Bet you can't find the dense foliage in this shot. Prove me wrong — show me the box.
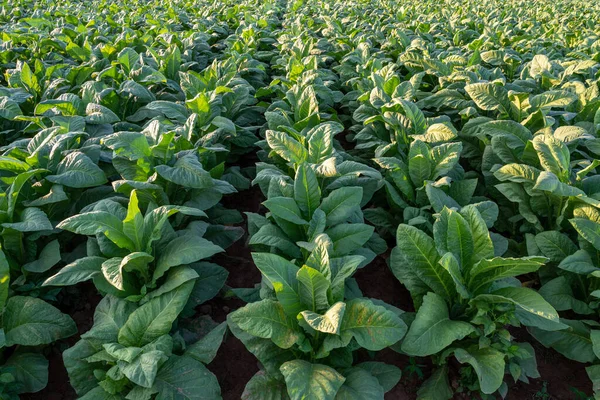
[0,0,599,398]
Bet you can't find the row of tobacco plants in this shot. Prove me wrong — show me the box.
[1,0,600,399]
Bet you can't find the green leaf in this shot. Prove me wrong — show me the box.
[264,197,308,225]
[534,231,577,262]
[43,256,105,286]
[529,319,595,363]
[229,299,301,349]
[154,155,214,189]
[459,205,494,264]
[85,103,120,124]
[401,292,474,356]
[249,223,302,259]
[465,82,511,115]
[300,302,345,335]
[318,187,363,227]
[326,223,374,256]
[153,236,223,283]
[570,218,600,251]
[408,140,432,186]
[2,207,52,232]
[307,122,341,163]
[454,347,505,395]
[242,371,289,400]
[58,211,135,251]
[532,135,570,179]
[334,367,384,399]
[476,287,565,331]
[252,253,303,316]
[4,296,76,346]
[185,322,227,365]
[395,224,455,299]
[294,163,321,219]
[4,352,48,394]
[119,350,166,388]
[266,130,307,164]
[23,239,61,273]
[280,360,345,400]
[0,250,9,310]
[118,281,194,347]
[339,298,407,351]
[154,355,221,400]
[356,362,401,393]
[297,266,330,312]
[416,367,452,400]
[468,257,547,294]
[433,208,474,269]
[0,96,22,120]
[46,151,107,188]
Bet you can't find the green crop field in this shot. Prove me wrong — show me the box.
[1,0,600,398]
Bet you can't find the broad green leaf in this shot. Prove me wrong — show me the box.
[264,197,308,225]
[154,355,221,400]
[229,299,301,349]
[266,130,307,164]
[395,224,455,299]
[280,360,345,400]
[416,367,452,400]
[529,319,595,363]
[118,281,194,347]
[47,152,107,188]
[294,163,321,219]
[402,292,474,356]
[532,135,570,179]
[318,187,363,227]
[297,266,330,312]
[43,256,105,286]
[454,347,505,395]
[4,296,76,346]
[433,208,474,269]
[58,211,135,251]
[300,302,345,335]
[4,352,48,394]
[475,287,565,331]
[307,122,341,163]
[23,239,61,273]
[154,156,214,189]
[334,367,384,399]
[326,223,374,256]
[242,371,289,400]
[468,257,547,294]
[356,362,401,393]
[252,253,303,316]
[2,207,52,232]
[185,322,227,365]
[153,236,223,282]
[339,298,407,351]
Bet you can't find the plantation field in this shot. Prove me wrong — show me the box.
[1,0,600,398]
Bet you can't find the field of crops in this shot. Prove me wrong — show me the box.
[1,0,600,398]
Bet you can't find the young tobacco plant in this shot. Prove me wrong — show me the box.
[490,125,599,233]
[63,288,226,399]
[249,161,384,267]
[0,250,76,398]
[369,138,470,233]
[44,190,228,308]
[228,241,407,399]
[390,206,565,398]
[527,204,600,398]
